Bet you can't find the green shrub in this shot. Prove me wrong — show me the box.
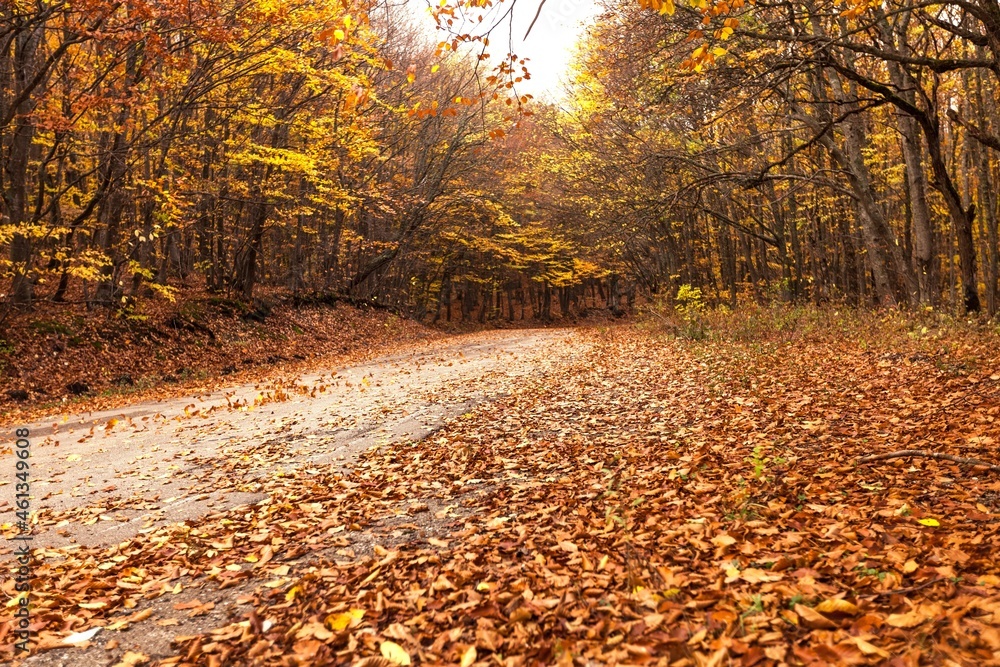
[675,284,707,339]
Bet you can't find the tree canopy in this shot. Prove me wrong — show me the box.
[3,0,1000,318]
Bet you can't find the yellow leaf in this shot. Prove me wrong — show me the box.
[918,518,940,527]
[711,47,727,56]
[814,599,860,616]
[326,608,364,631]
[285,585,302,602]
[326,613,351,631]
[461,645,477,667]
[78,601,108,610]
[334,29,345,40]
[431,64,440,73]
[661,0,676,14]
[380,640,411,665]
[6,594,27,608]
[407,73,415,84]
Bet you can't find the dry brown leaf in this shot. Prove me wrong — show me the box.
[711,533,737,548]
[739,567,781,584]
[885,610,931,628]
[643,613,665,631]
[703,646,729,667]
[847,636,891,658]
[112,651,149,667]
[353,659,395,667]
[794,604,837,629]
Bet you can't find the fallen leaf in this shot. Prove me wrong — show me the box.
[353,658,395,667]
[740,567,781,584]
[643,613,664,631]
[78,601,107,610]
[711,533,737,548]
[326,608,365,631]
[848,637,890,658]
[795,604,837,629]
[112,651,149,667]
[63,627,102,645]
[380,640,411,665]
[886,610,931,628]
[815,598,860,616]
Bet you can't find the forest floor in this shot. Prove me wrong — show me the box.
[4,307,1000,666]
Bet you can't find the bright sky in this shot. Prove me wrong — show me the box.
[409,0,600,100]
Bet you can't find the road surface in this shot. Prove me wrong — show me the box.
[2,328,583,552]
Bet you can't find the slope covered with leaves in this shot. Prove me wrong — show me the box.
[6,310,1000,666]
[0,295,438,424]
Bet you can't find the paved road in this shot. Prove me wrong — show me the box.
[1,328,582,552]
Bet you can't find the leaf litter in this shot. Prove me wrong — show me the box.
[5,318,1000,666]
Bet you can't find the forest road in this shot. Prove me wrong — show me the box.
[2,327,586,553]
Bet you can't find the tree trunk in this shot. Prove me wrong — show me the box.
[4,25,44,306]
[232,194,268,299]
[922,114,981,312]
